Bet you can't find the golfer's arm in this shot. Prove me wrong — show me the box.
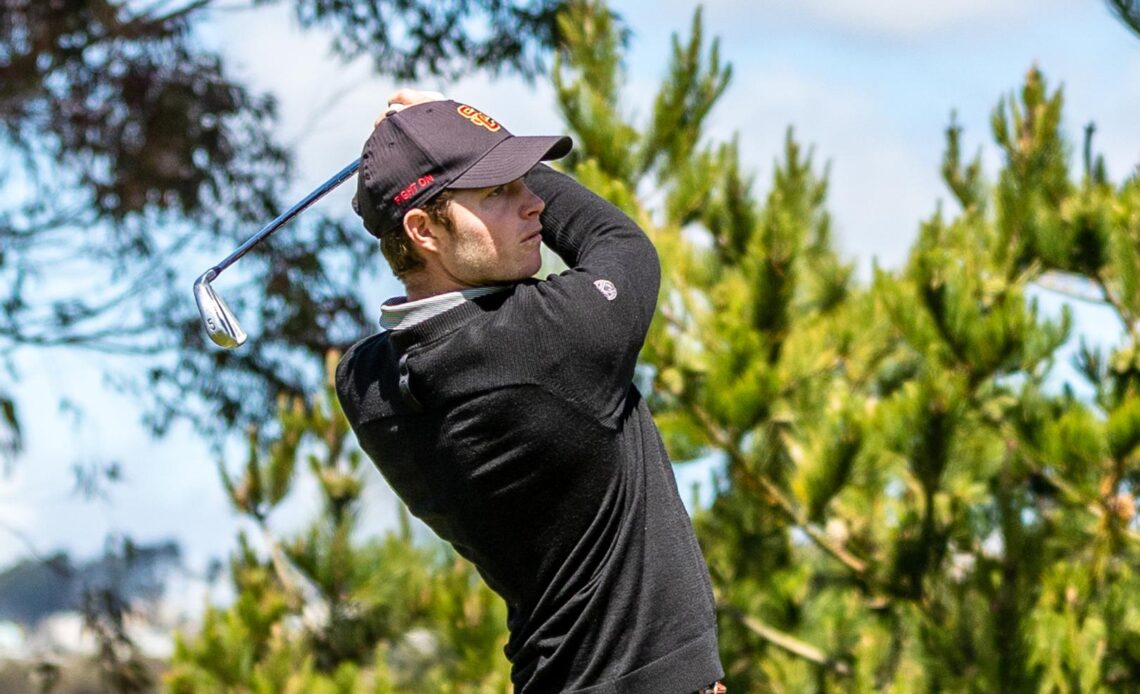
[526,165,661,327]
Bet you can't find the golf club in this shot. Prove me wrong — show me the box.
[194,158,361,348]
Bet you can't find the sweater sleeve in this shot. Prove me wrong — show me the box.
[512,165,661,421]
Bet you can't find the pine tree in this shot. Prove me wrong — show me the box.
[173,3,1140,690]
[166,352,511,692]
[552,3,1140,691]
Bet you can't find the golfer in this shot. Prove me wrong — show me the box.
[336,89,725,693]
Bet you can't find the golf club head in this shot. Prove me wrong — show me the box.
[194,270,247,349]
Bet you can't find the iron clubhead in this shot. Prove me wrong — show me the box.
[194,270,247,349]
[192,159,361,350]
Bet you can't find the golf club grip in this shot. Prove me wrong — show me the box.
[211,158,361,276]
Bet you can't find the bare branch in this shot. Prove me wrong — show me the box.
[0,519,68,574]
[130,0,215,25]
[1032,271,1110,306]
[686,400,870,577]
[1095,269,1139,341]
[719,599,852,677]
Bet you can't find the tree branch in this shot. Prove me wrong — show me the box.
[995,421,1140,547]
[255,518,331,633]
[719,600,852,677]
[1106,0,1140,40]
[131,0,216,26]
[0,519,69,575]
[0,326,164,355]
[1031,271,1110,306]
[1095,269,1139,341]
[686,400,870,577]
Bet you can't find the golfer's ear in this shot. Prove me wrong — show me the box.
[403,208,441,255]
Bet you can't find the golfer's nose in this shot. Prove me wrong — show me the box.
[520,182,544,219]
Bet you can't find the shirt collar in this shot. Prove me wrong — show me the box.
[379,285,508,330]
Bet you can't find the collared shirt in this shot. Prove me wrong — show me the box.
[379,286,509,331]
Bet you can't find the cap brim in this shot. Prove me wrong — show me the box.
[448,135,572,189]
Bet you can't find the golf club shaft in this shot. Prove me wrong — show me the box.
[207,158,361,279]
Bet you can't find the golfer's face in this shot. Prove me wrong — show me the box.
[437,177,545,286]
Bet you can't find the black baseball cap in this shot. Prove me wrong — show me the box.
[353,100,572,238]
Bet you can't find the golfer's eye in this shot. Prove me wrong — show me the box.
[487,185,505,198]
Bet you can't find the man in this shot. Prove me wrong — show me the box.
[336,90,725,693]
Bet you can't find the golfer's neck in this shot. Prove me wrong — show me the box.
[402,271,475,302]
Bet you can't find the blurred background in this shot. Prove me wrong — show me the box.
[2,0,1139,691]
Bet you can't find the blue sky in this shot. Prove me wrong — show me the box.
[2,0,1138,609]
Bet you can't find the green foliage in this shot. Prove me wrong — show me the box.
[169,355,510,692]
[552,0,640,185]
[173,5,1140,691]
[551,5,1140,692]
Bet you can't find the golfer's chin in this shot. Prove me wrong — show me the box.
[522,252,544,279]
[501,253,543,282]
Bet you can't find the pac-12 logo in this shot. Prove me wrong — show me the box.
[593,279,618,301]
[457,104,501,132]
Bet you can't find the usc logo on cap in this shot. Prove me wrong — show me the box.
[457,104,501,132]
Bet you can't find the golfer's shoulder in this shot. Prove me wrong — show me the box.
[509,268,653,336]
[340,330,389,364]
[335,332,392,399]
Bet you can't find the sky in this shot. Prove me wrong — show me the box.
[2,0,1138,616]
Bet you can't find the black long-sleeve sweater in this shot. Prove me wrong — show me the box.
[335,165,723,693]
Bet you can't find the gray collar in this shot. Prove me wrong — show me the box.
[379,286,509,330]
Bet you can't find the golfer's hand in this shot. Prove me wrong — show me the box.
[374,89,446,125]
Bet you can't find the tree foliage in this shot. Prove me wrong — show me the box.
[286,0,584,80]
[147,2,1140,691]
[1107,0,1140,39]
[550,3,1140,691]
[168,353,511,692]
[0,0,589,443]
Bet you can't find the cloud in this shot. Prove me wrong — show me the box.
[778,0,1069,38]
[635,0,1072,41]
